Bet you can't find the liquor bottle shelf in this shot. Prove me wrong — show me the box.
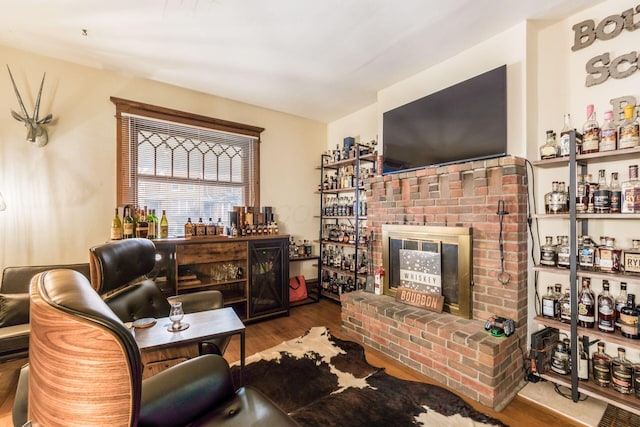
[316,153,376,169]
[289,255,319,262]
[533,264,640,284]
[177,277,247,291]
[321,265,366,276]
[317,215,368,220]
[315,186,365,194]
[536,371,640,416]
[534,213,640,219]
[318,239,367,249]
[532,146,640,168]
[533,316,640,349]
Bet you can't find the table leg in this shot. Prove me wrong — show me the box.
[240,330,245,386]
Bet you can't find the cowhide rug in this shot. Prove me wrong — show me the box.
[231,327,507,427]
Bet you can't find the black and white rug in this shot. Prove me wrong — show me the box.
[231,326,507,427]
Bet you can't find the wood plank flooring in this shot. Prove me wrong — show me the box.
[0,299,585,427]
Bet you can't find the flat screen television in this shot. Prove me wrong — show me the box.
[382,65,507,174]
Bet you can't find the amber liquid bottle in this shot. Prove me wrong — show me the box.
[577,277,595,328]
[597,280,615,333]
[620,294,640,339]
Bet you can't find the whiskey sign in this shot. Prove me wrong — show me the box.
[396,287,445,312]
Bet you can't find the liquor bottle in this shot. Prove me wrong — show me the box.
[575,174,589,213]
[551,340,571,375]
[136,209,149,238]
[614,282,627,330]
[593,169,610,213]
[132,207,140,237]
[196,218,206,237]
[579,236,596,271]
[600,110,617,152]
[159,210,169,239]
[203,217,213,235]
[611,348,633,394]
[184,218,194,238]
[230,222,238,238]
[123,206,134,239]
[623,241,640,276]
[539,130,559,159]
[557,236,571,269]
[216,218,225,236]
[559,114,583,156]
[609,172,622,213]
[585,174,595,213]
[558,181,568,213]
[620,293,640,339]
[578,342,590,381]
[621,165,639,213]
[559,288,571,324]
[598,237,621,273]
[546,181,565,214]
[577,277,595,328]
[597,280,615,333]
[582,104,600,154]
[540,236,557,267]
[273,221,279,234]
[542,286,559,319]
[618,105,639,149]
[146,209,157,239]
[110,207,123,240]
[592,342,612,387]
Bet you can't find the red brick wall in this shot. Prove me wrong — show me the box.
[340,156,529,410]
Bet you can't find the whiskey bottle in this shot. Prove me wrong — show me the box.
[558,181,569,213]
[551,340,571,375]
[578,235,596,271]
[577,277,595,328]
[557,236,571,269]
[621,165,639,213]
[110,207,123,240]
[540,236,557,267]
[159,210,169,239]
[184,218,194,238]
[582,104,600,154]
[206,218,216,236]
[598,237,621,273]
[592,342,612,387]
[575,174,589,213]
[597,280,615,333]
[539,130,559,159]
[618,105,639,149]
[620,294,640,339]
[578,342,590,382]
[195,218,205,236]
[586,174,596,213]
[623,240,640,276]
[216,218,225,236]
[136,209,149,238]
[547,181,565,214]
[609,172,621,213]
[611,348,633,394]
[593,169,610,213]
[614,282,628,330]
[599,110,618,151]
[542,286,558,319]
[559,288,572,324]
[559,114,582,156]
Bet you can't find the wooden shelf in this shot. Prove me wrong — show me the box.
[532,147,640,168]
[321,265,362,276]
[318,240,367,249]
[318,153,376,169]
[315,186,365,194]
[534,316,640,349]
[177,277,247,291]
[533,264,640,284]
[317,215,367,220]
[537,371,640,416]
[289,255,318,262]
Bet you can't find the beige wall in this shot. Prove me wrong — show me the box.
[0,44,325,272]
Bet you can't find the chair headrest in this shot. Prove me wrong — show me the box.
[90,238,157,295]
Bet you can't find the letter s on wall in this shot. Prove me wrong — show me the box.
[585,52,611,87]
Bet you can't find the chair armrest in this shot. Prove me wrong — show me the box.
[139,354,235,427]
[168,290,224,314]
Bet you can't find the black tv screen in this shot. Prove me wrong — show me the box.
[382,65,507,174]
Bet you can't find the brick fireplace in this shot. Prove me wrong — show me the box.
[341,156,528,410]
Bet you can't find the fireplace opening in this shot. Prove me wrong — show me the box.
[381,224,473,318]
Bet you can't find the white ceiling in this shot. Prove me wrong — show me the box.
[0,0,603,122]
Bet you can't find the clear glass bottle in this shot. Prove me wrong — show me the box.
[599,110,618,151]
[609,172,622,213]
[559,114,583,156]
[578,277,595,328]
[540,236,557,267]
[597,280,615,333]
[551,340,571,375]
[582,104,600,154]
[592,342,612,387]
[618,105,639,149]
[545,181,557,213]
[623,241,640,276]
[578,342,590,381]
[548,181,566,214]
[579,236,596,271]
[593,169,610,213]
[558,181,568,213]
[206,217,216,236]
[540,130,559,159]
[621,165,639,214]
[576,174,589,213]
[557,236,571,269]
[611,348,633,394]
[159,210,169,239]
[598,237,621,273]
[620,293,640,339]
[586,174,596,213]
[542,286,558,319]
[614,282,627,331]
[560,288,572,324]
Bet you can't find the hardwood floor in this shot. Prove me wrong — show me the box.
[0,299,584,427]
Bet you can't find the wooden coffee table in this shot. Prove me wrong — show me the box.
[133,307,245,384]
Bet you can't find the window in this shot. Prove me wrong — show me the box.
[111,98,263,237]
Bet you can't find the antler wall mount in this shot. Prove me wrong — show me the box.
[7,65,53,147]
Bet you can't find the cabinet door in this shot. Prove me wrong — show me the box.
[249,240,289,319]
